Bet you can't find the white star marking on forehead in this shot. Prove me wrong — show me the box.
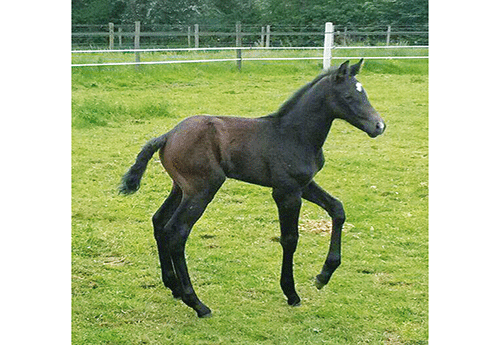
[356,82,363,92]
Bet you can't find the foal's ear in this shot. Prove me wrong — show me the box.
[350,58,364,76]
[334,60,350,83]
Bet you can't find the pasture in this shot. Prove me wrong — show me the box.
[72,59,428,344]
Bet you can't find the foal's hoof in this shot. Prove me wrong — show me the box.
[196,306,212,318]
[314,276,326,290]
[199,311,212,318]
[287,296,301,307]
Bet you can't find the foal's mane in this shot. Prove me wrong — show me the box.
[265,67,335,119]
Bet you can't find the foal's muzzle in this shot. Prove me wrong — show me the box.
[367,119,386,138]
[376,120,386,135]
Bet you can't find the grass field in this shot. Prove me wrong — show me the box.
[72,59,428,344]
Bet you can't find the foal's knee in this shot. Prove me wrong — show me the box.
[280,234,299,252]
[328,199,345,225]
[333,213,345,228]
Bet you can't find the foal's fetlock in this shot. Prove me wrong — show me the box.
[163,280,182,299]
[315,258,340,289]
[180,292,211,318]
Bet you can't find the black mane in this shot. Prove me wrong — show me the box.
[264,68,336,119]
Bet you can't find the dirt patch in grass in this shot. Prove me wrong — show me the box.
[299,219,356,236]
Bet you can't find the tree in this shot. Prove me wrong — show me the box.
[72,0,126,24]
[211,0,263,24]
[72,0,428,28]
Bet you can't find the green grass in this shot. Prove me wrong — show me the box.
[72,59,428,344]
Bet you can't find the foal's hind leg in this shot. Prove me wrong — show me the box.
[302,181,345,289]
[153,183,183,299]
[166,179,225,318]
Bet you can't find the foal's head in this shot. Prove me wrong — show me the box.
[325,59,385,138]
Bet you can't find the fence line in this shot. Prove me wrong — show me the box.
[72,46,323,54]
[72,23,428,69]
[72,45,427,54]
[72,22,428,50]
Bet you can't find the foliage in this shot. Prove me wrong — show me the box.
[72,0,428,28]
[72,0,127,25]
[72,59,428,344]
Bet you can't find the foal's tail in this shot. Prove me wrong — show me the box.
[119,133,169,195]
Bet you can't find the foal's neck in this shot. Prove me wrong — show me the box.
[279,80,334,151]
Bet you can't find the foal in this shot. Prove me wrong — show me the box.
[120,60,385,317]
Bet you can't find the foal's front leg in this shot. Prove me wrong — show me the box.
[302,181,345,289]
[272,188,302,306]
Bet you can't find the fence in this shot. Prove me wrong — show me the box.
[72,22,428,50]
[72,22,428,69]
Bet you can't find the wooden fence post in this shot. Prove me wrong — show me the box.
[188,26,191,47]
[194,24,199,48]
[323,22,334,70]
[109,23,114,49]
[266,25,271,47]
[118,27,122,48]
[261,27,265,47]
[386,25,391,46]
[236,22,242,70]
[134,21,141,69]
